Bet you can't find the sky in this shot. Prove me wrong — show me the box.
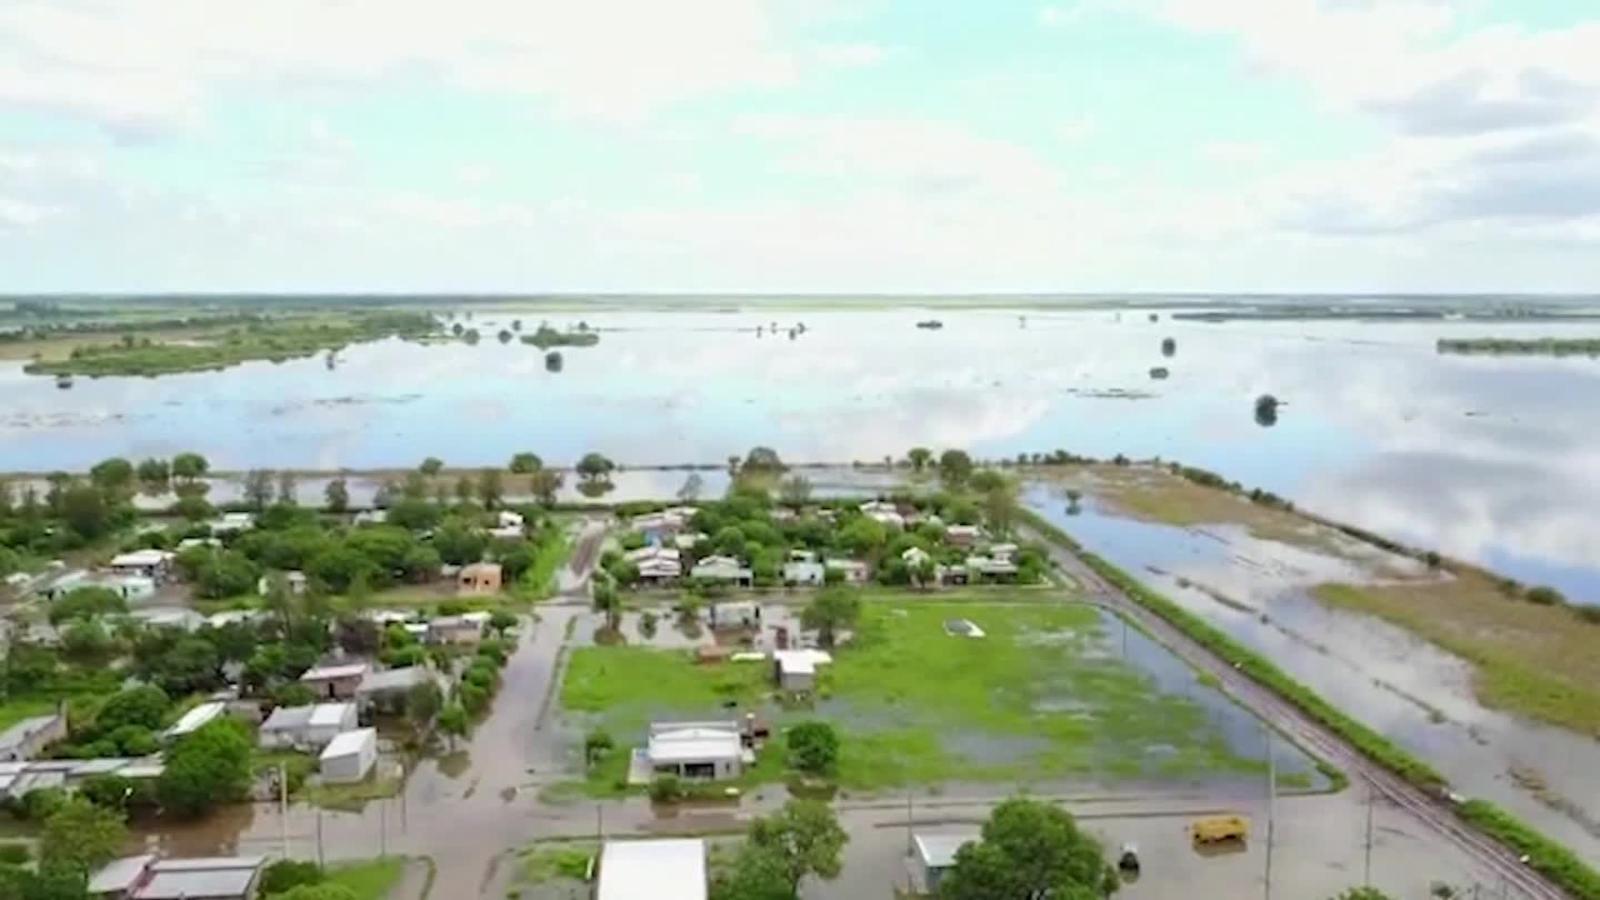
[2,0,1599,294]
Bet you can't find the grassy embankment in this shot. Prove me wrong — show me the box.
[22,311,435,377]
[560,596,1266,797]
[1437,337,1600,357]
[319,857,407,900]
[1017,505,1600,900]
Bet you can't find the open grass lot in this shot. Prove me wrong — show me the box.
[1314,580,1600,738]
[561,596,1262,794]
[323,856,406,900]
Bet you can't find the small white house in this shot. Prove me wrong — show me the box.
[319,728,378,784]
[773,649,832,692]
[129,606,204,631]
[824,559,870,584]
[782,561,825,586]
[353,509,388,526]
[208,512,256,534]
[259,703,359,751]
[162,701,227,744]
[689,555,752,587]
[108,549,174,581]
[256,571,307,596]
[598,839,706,900]
[645,721,743,781]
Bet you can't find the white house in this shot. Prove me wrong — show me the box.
[945,524,982,547]
[690,555,752,587]
[598,839,706,900]
[259,702,359,751]
[497,510,525,530]
[84,574,156,602]
[353,509,388,526]
[966,555,1019,581]
[706,600,760,629]
[108,550,174,581]
[162,701,227,744]
[129,606,203,631]
[319,728,378,784]
[910,832,981,895]
[627,546,682,584]
[89,854,266,900]
[859,500,905,529]
[781,561,825,586]
[256,570,307,596]
[208,512,256,535]
[824,559,870,584]
[645,721,743,781]
[773,649,832,692]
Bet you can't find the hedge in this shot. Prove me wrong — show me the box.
[1019,508,1600,900]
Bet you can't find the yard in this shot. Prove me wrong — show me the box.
[559,595,1267,795]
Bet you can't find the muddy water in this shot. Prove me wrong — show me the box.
[1023,482,1600,861]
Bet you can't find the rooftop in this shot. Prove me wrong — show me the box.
[164,701,225,738]
[914,832,981,868]
[300,662,371,682]
[321,727,376,760]
[598,839,706,900]
[0,714,61,751]
[88,854,157,894]
[647,723,741,765]
[138,856,265,900]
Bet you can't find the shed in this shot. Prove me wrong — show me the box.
[911,832,980,894]
[772,649,832,692]
[162,701,227,743]
[108,549,174,580]
[319,728,378,784]
[598,839,706,900]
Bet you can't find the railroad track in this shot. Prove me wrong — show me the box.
[1032,533,1570,899]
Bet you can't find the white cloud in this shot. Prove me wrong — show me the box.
[1057,117,1098,143]
[0,0,812,130]
[1200,139,1270,164]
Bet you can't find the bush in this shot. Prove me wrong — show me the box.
[1525,585,1566,606]
[786,721,840,777]
[0,843,29,865]
[260,860,324,895]
[18,787,67,822]
[649,774,683,803]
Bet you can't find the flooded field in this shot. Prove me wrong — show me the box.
[1022,478,1600,864]
[8,304,1600,603]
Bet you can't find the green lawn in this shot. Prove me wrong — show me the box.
[0,700,59,733]
[324,857,406,900]
[560,597,1263,794]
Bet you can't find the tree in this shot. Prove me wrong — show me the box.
[196,551,260,599]
[576,452,616,482]
[836,517,887,556]
[983,488,1016,536]
[1161,336,1176,357]
[969,469,1007,493]
[488,610,517,636]
[476,468,503,509]
[592,580,623,632]
[747,800,848,895]
[324,477,350,513]
[406,680,443,733]
[528,468,563,505]
[743,446,785,473]
[785,721,839,776]
[89,457,134,494]
[419,457,444,476]
[433,520,487,566]
[60,484,110,539]
[509,452,543,474]
[779,475,812,508]
[907,447,932,472]
[711,842,793,900]
[1065,489,1083,515]
[583,729,614,768]
[307,545,377,594]
[242,469,274,511]
[93,685,171,734]
[801,590,859,651]
[48,586,126,624]
[171,452,209,482]
[276,470,299,505]
[136,457,171,486]
[938,449,974,489]
[158,719,253,816]
[938,797,1117,900]
[40,796,126,874]
[1254,394,1280,427]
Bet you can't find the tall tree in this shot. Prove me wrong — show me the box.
[528,469,563,505]
[938,449,974,489]
[779,475,812,508]
[242,469,274,511]
[41,796,127,875]
[508,452,543,474]
[938,797,1118,900]
[276,470,299,505]
[171,452,209,482]
[89,457,134,494]
[576,452,616,482]
[324,477,350,513]
[60,484,110,539]
[476,468,503,509]
[746,799,848,895]
[157,719,253,817]
[800,589,860,649]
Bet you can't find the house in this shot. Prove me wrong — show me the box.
[208,512,256,535]
[162,702,227,744]
[945,524,982,547]
[80,574,156,602]
[859,500,905,529]
[0,758,164,801]
[781,561,825,586]
[644,721,743,780]
[298,662,371,700]
[356,667,440,713]
[910,832,980,895]
[428,612,489,646]
[989,542,1018,561]
[457,562,502,596]
[319,728,378,784]
[175,537,221,552]
[0,712,67,762]
[258,702,358,751]
[497,510,525,530]
[36,569,87,601]
[824,559,870,584]
[129,606,204,631]
[632,507,696,544]
[352,509,387,526]
[206,609,267,629]
[89,854,266,900]
[598,839,707,900]
[627,546,682,584]
[690,555,752,587]
[772,649,832,692]
[256,571,307,596]
[108,550,174,582]
[707,600,760,629]
[672,531,707,551]
[789,549,818,563]
[966,555,1019,581]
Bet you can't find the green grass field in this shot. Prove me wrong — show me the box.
[323,857,406,900]
[560,597,1262,794]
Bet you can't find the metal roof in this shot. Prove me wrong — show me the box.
[598,839,705,900]
[299,662,370,682]
[320,728,376,760]
[0,714,61,751]
[646,725,740,765]
[914,832,981,868]
[164,701,226,738]
[89,854,156,894]
[136,856,264,899]
[309,703,355,727]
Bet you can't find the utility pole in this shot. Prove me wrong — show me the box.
[1363,778,1375,886]
[906,792,915,855]
[316,808,325,868]
[278,763,290,859]
[380,796,388,857]
[1264,729,1275,900]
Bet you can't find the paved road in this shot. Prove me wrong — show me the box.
[1023,525,1568,900]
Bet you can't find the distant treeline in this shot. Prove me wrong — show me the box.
[1437,337,1600,357]
[0,311,268,343]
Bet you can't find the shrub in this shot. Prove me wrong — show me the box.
[0,843,29,865]
[786,721,840,777]
[649,774,683,803]
[260,860,324,895]
[1525,585,1566,606]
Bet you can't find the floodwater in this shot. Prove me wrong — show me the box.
[6,305,1600,602]
[1023,483,1600,864]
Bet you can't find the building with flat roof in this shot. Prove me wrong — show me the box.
[644,721,742,781]
[772,649,832,692]
[319,728,378,784]
[258,702,358,751]
[89,853,265,900]
[598,839,706,900]
[298,662,371,700]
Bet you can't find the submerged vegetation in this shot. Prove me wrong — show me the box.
[23,311,436,377]
[1437,337,1600,357]
[521,323,599,349]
